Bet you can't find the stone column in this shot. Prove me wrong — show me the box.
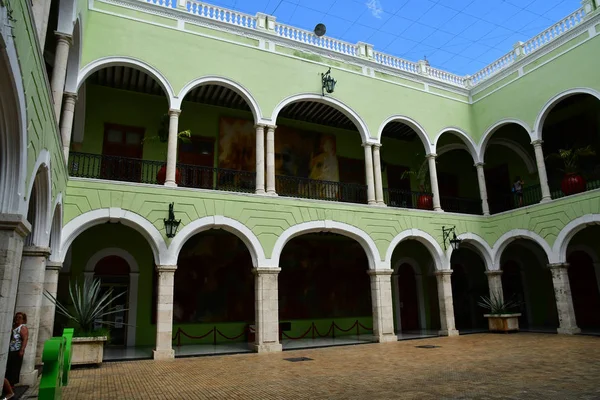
[367,270,397,342]
[372,144,385,205]
[363,144,376,205]
[154,265,176,360]
[31,0,52,50]
[36,261,61,364]
[475,162,490,216]
[435,270,459,336]
[548,263,581,334]
[531,140,552,202]
[391,273,401,333]
[0,216,30,381]
[51,32,72,120]
[164,109,181,187]
[485,270,503,302]
[427,154,443,212]
[255,125,265,194]
[266,125,277,195]
[253,267,282,353]
[60,92,77,162]
[16,246,51,385]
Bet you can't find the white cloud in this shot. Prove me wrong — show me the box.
[366,0,383,19]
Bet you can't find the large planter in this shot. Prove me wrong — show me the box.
[71,336,107,366]
[561,173,586,195]
[484,313,521,333]
[156,165,182,185]
[417,194,433,210]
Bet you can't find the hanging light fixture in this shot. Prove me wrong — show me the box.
[163,202,181,238]
[321,67,337,96]
[442,226,461,251]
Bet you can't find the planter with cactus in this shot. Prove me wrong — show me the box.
[478,292,522,333]
[546,145,596,196]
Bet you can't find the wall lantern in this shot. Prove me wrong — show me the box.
[164,202,181,238]
[321,67,337,96]
[442,226,461,251]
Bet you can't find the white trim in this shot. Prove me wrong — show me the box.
[57,0,77,34]
[487,138,537,174]
[436,143,470,157]
[492,229,555,267]
[57,208,168,264]
[77,56,176,108]
[174,76,263,123]
[446,232,493,271]
[84,247,140,273]
[64,17,82,94]
[377,115,433,154]
[433,127,479,163]
[26,150,52,247]
[269,220,382,269]
[532,88,600,141]
[553,214,600,263]
[48,194,63,258]
[385,229,447,271]
[478,118,532,160]
[166,216,266,267]
[270,94,373,144]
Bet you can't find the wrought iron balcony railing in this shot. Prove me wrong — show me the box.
[440,195,482,215]
[383,188,434,210]
[276,175,367,204]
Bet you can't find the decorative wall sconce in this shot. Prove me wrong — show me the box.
[321,67,337,96]
[163,202,181,238]
[442,225,461,251]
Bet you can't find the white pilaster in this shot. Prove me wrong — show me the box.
[475,162,490,216]
[427,154,443,212]
[60,92,77,163]
[127,272,139,347]
[36,261,61,364]
[435,270,459,336]
[253,267,282,352]
[548,263,581,334]
[153,265,176,360]
[164,109,181,187]
[255,125,265,194]
[0,216,30,381]
[266,125,277,195]
[372,144,385,206]
[367,270,397,342]
[51,32,72,120]
[31,0,52,50]
[391,273,402,333]
[363,144,376,205]
[16,246,51,385]
[485,270,503,302]
[531,140,552,202]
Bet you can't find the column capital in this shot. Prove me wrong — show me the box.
[531,139,544,146]
[474,162,485,167]
[367,269,393,276]
[156,265,177,273]
[253,267,281,275]
[54,31,73,44]
[361,142,373,148]
[265,124,277,131]
[0,214,32,237]
[168,109,181,117]
[254,124,265,129]
[371,143,382,149]
[548,262,569,270]
[434,269,452,276]
[63,91,78,100]
[426,153,437,159]
[22,246,52,257]
[45,261,62,270]
[485,270,503,276]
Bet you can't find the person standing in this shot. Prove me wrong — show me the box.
[513,176,525,207]
[4,312,28,390]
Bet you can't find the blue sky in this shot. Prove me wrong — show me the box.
[203,0,581,75]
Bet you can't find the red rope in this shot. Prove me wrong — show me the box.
[281,325,313,340]
[313,322,334,338]
[216,327,248,341]
[333,320,359,333]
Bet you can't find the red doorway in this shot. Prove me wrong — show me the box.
[94,255,130,346]
[567,251,600,329]
[178,136,215,188]
[397,264,419,331]
[101,124,145,182]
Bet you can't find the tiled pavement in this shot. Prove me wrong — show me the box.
[62,334,600,399]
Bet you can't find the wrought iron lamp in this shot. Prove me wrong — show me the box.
[163,202,181,238]
[442,226,461,251]
[321,67,337,96]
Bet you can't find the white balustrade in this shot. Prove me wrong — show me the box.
[522,8,586,55]
[185,0,257,28]
[426,66,467,86]
[146,0,177,8]
[373,51,419,74]
[470,50,517,85]
[273,23,358,56]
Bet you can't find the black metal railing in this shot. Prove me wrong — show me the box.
[178,163,255,193]
[69,152,164,184]
[490,184,543,214]
[276,175,368,204]
[383,188,433,210]
[440,195,482,215]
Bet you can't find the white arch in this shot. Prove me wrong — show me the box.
[385,229,447,271]
[174,76,262,123]
[487,138,536,174]
[446,232,494,271]
[166,216,266,267]
[270,94,372,144]
[393,257,420,274]
[377,115,433,154]
[48,193,63,258]
[85,247,140,273]
[553,214,600,264]
[492,229,555,267]
[433,127,479,162]
[58,208,168,265]
[437,143,469,157]
[25,150,52,247]
[478,118,531,161]
[57,0,77,34]
[64,17,82,94]
[533,88,600,141]
[77,57,176,107]
[269,221,382,269]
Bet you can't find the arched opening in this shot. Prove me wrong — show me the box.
[449,247,488,331]
[435,131,481,214]
[172,230,254,355]
[279,232,373,348]
[500,239,558,331]
[565,226,600,332]
[541,93,600,198]
[42,0,61,78]
[380,119,433,210]
[390,240,441,338]
[481,123,541,212]
[272,99,367,204]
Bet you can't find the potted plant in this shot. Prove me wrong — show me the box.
[545,145,596,195]
[478,292,522,333]
[143,113,191,185]
[401,155,433,210]
[44,277,128,365]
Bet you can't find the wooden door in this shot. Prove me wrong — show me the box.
[484,164,511,213]
[178,136,215,189]
[397,264,419,331]
[101,124,144,182]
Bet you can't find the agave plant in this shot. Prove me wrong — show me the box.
[477,291,521,315]
[44,277,128,334]
[545,145,596,174]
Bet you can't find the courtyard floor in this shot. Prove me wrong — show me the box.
[62,333,600,399]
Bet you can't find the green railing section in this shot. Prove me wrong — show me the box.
[39,328,74,400]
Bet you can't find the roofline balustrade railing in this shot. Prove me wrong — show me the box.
[139,0,597,90]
